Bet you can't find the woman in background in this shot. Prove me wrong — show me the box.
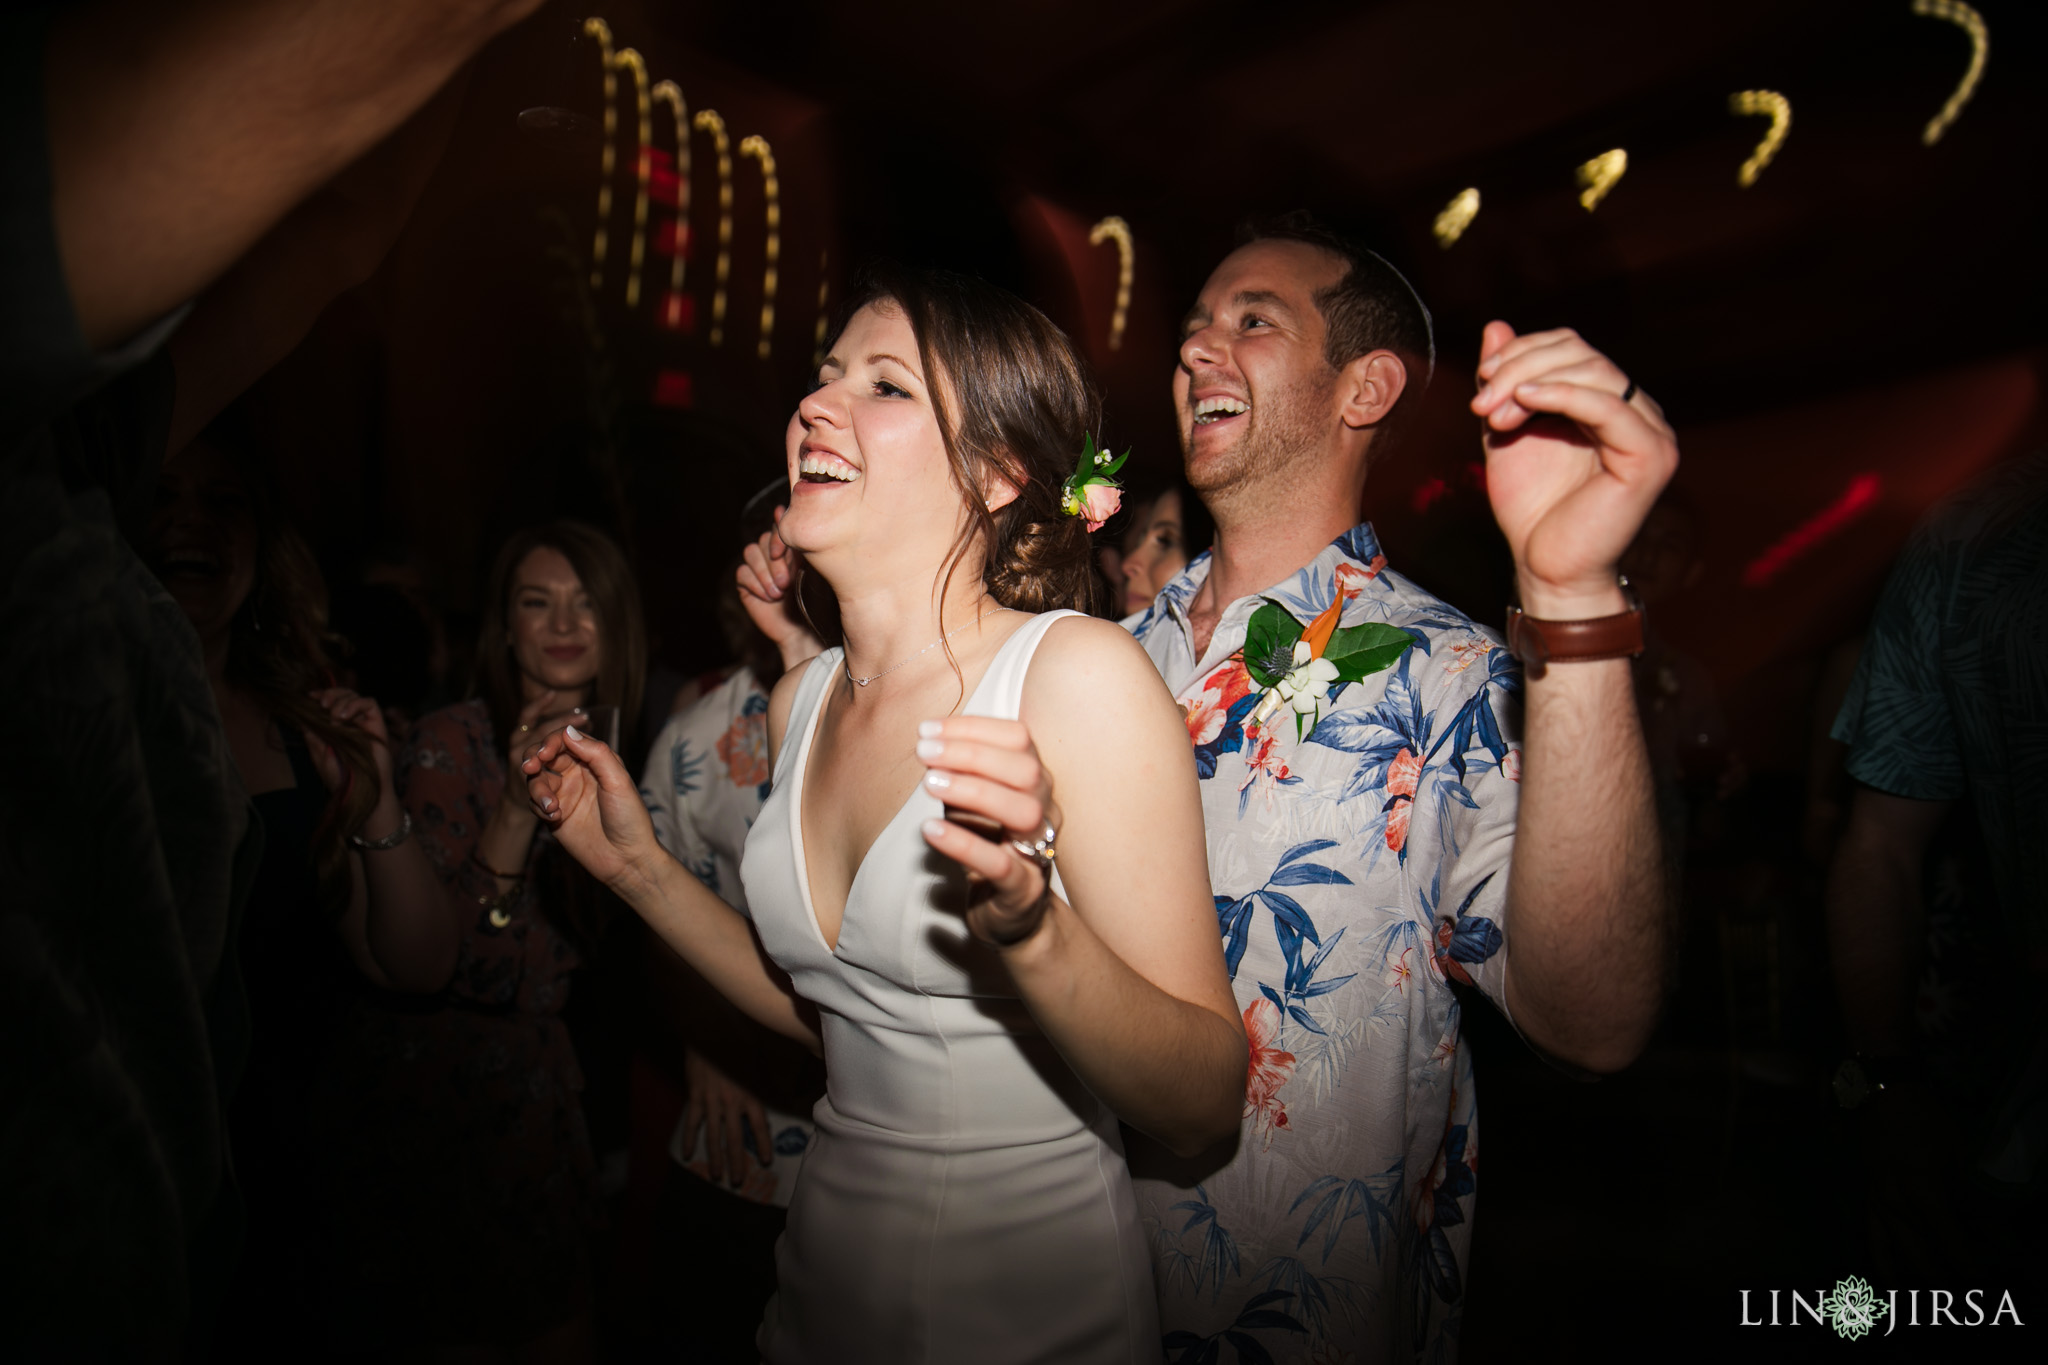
[320,521,644,1363]
[144,431,451,1351]
[1118,476,1212,618]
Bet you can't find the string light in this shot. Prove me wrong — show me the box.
[1087,216,1133,352]
[615,48,651,308]
[581,18,616,291]
[1912,0,1988,146]
[1575,148,1628,212]
[693,109,733,346]
[652,81,690,330]
[1729,90,1792,187]
[739,135,781,361]
[1433,188,1480,248]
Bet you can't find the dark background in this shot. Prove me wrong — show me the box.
[234,1,2047,1357]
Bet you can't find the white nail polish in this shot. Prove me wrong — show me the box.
[921,818,947,841]
[915,738,944,761]
[566,725,583,741]
[923,770,951,791]
[918,720,943,739]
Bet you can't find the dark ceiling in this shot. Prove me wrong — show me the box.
[246,0,2047,751]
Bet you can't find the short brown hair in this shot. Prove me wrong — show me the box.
[834,265,1114,625]
[474,520,646,752]
[1242,212,1436,439]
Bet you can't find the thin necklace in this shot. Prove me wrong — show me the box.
[843,607,1015,688]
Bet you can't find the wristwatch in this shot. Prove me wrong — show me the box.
[1504,577,1645,680]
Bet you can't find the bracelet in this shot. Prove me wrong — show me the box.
[348,809,414,852]
[470,850,528,880]
[1503,576,1645,681]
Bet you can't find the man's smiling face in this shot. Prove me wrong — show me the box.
[1173,239,1349,505]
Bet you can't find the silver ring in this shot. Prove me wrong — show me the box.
[1008,822,1057,873]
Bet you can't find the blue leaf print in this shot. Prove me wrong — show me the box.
[1258,889,1319,943]
[1335,524,1381,564]
[1290,1158,1404,1264]
[670,738,707,799]
[1304,709,1387,753]
[1297,973,1356,998]
[1444,917,1502,967]
[1274,838,1341,870]
[1266,861,1354,888]
[1286,1004,1327,1035]
[1164,1288,1308,1365]
[1193,691,1260,780]
[1167,1187,1241,1300]
[1222,1332,1276,1365]
[1218,897,1256,978]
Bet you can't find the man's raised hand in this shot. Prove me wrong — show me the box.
[1469,321,1678,618]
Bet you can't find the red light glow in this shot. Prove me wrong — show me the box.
[651,370,693,410]
[660,292,695,333]
[1411,477,1448,513]
[1740,473,1883,588]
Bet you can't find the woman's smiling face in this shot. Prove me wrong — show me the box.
[777,301,982,584]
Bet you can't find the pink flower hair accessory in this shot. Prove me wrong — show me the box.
[1058,433,1128,533]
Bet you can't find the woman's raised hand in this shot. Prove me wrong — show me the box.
[504,690,585,800]
[520,724,662,895]
[915,716,1064,948]
[308,686,393,791]
[735,506,825,673]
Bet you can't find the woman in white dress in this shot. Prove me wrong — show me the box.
[523,267,1246,1364]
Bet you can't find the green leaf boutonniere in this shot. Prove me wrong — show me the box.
[1244,597,1413,741]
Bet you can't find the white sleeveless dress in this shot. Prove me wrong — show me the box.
[740,610,1160,1365]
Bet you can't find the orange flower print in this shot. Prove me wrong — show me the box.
[1238,732,1293,808]
[1387,747,1421,798]
[1243,997,1297,1149]
[1446,637,1494,675]
[1385,797,1413,853]
[716,712,770,790]
[1182,658,1253,746]
[1385,943,1416,996]
[1383,745,1420,853]
[1433,919,1476,987]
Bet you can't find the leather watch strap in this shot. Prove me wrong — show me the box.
[1505,581,1644,679]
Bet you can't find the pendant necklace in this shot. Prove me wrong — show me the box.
[844,606,1015,688]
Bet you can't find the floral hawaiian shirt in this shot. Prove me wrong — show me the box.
[1125,524,1523,1365]
[641,667,815,1207]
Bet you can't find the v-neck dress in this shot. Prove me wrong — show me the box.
[741,610,1160,1365]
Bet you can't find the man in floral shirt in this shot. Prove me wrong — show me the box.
[1126,216,1676,1362]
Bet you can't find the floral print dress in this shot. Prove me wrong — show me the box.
[313,699,594,1347]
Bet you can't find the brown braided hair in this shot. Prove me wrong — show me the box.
[833,265,1115,633]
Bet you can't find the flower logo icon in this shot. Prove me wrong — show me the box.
[1821,1275,1887,1341]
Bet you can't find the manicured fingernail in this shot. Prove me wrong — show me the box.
[923,770,951,791]
[566,725,584,740]
[917,720,943,739]
[921,818,947,840]
[539,796,555,811]
[573,706,587,715]
[1475,384,1492,403]
[1515,383,1539,395]
[915,738,944,761]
